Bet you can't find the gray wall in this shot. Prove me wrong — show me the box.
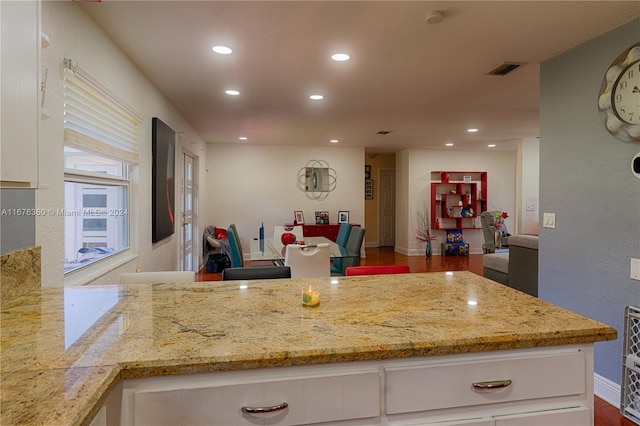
[0,189,36,253]
[540,18,640,384]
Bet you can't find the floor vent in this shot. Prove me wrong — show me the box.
[486,62,524,76]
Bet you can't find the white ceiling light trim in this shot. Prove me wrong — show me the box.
[212,45,233,54]
[331,53,350,61]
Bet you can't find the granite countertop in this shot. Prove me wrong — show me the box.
[0,271,617,426]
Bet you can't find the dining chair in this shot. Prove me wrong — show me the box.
[331,226,365,276]
[222,266,291,281]
[335,223,353,247]
[284,243,330,278]
[344,265,410,276]
[118,271,195,284]
[227,225,244,267]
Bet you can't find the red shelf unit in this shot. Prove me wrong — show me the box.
[430,171,487,230]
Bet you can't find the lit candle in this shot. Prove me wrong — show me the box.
[301,285,320,308]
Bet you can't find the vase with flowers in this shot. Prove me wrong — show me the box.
[416,204,438,257]
[493,211,509,249]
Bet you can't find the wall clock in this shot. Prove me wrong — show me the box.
[597,42,640,142]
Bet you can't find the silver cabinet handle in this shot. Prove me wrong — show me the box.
[472,379,512,389]
[241,402,288,414]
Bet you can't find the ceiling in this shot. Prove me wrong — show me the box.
[78,1,640,153]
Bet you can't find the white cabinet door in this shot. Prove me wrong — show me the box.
[418,418,495,425]
[0,0,39,187]
[131,371,380,426]
[494,406,590,426]
[385,351,585,415]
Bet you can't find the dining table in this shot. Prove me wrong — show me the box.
[248,236,358,264]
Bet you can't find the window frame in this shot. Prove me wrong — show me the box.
[62,60,141,284]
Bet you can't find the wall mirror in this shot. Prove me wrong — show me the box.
[297,160,336,200]
[305,167,329,191]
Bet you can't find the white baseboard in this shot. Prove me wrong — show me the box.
[594,373,621,408]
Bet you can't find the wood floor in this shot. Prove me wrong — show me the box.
[196,247,636,426]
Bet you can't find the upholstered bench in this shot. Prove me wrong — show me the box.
[482,252,509,285]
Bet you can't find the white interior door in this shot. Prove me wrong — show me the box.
[180,152,197,272]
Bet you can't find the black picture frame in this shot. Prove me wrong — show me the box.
[152,117,176,243]
[338,211,350,223]
[365,179,374,200]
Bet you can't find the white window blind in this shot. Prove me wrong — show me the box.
[63,59,141,164]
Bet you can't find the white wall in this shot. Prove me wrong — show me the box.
[517,138,540,235]
[38,2,208,286]
[396,148,518,255]
[204,144,364,258]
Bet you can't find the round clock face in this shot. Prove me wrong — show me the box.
[612,59,640,125]
[598,42,640,142]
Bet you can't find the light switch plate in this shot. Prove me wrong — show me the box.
[631,258,640,281]
[543,212,556,228]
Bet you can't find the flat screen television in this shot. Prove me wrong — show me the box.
[151,117,175,243]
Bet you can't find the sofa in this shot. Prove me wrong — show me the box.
[482,234,538,297]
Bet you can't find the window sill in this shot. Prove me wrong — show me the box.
[64,249,137,286]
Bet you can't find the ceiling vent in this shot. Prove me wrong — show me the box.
[376,131,392,135]
[486,62,524,76]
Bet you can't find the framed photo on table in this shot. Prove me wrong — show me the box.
[294,210,305,225]
[315,211,329,224]
[338,211,350,223]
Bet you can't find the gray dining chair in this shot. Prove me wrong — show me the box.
[222,266,291,281]
[332,227,365,276]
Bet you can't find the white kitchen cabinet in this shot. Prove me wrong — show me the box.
[415,406,590,425]
[493,406,590,425]
[120,345,595,426]
[123,367,381,426]
[0,0,40,188]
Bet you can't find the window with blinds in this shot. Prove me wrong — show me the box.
[63,59,141,274]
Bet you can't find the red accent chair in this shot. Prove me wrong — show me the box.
[344,265,410,276]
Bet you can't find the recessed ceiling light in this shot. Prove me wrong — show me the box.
[488,144,497,148]
[239,136,247,140]
[309,94,324,100]
[467,128,478,133]
[331,53,350,61]
[445,143,454,147]
[212,45,232,54]
[225,90,240,96]
[330,139,339,143]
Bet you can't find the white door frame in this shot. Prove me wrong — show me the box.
[379,168,395,247]
[180,149,199,272]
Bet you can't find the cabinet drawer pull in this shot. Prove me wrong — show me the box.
[241,402,289,414]
[472,379,512,389]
